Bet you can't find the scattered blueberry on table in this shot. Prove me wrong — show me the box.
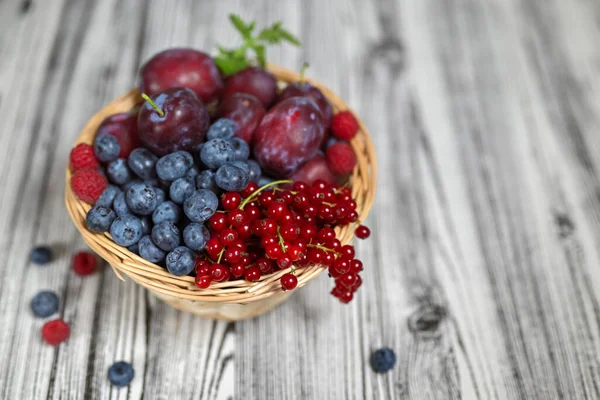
[108,361,135,387]
[370,348,396,373]
[31,291,59,318]
[30,246,53,265]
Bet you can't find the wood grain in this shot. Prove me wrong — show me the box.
[2,0,600,398]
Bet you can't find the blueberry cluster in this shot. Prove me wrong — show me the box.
[86,118,262,276]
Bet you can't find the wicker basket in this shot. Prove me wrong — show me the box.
[65,65,377,320]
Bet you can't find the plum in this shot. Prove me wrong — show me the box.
[217,93,265,144]
[221,67,277,108]
[278,82,333,128]
[253,97,325,178]
[95,113,140,158]
[289,153,335,185]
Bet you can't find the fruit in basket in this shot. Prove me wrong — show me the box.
[138,88,210,156]
[138,235,166,263]
[71,169,108,203]
[155,151,194,181]
[207,118,237,141]
[93,133,121,163]
[289,153,335,185]
[183,189,219,222]
[229,137,250,161]
[222,67,277,108]
[331,110,359,141]
[166,246,196,276]
[127,148,158,180]
[183,223,210,251]
[326,142,357,175]
[217,93,265,143]
[151,221,180,251]
[110,215,144,246]
[106,158,133,185]
[152,201,181,224]
[95,113,140,158]
[253,97,326,178]
[169,177,195,204]
[215,163,250,191]
[125,182,158,215]
[200,138,236,169]
[86,205,116,232]
[96,185,121,207]
[70,143,99,171]
[139,48,223,103]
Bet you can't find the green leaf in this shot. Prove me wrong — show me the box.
[255,45,266,67]
[229,14,254,38]
[214,53,249,75]
[278,28,301,46]
[257,28,282,44]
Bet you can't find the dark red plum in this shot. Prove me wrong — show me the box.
[95,113,140,158]
[221,67,277,108]
[253,97,325,178]
[289,153,335,186]
[139,49,223,103]
[217,93,265,144]
[278,82,333,128]
[138,88,209,156]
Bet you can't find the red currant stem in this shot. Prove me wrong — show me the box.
[322,202,336,207]
[216,248,225,264]
[239,179,292,209]
[276,226,287,252]
[307,243,338,254]
[141,93,165,117]
[299,62,309,86]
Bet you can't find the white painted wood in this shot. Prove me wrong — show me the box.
[2,0,600,398]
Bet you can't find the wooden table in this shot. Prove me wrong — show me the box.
[2,0,600,398]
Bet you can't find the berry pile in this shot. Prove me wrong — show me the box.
[194,179,368,302]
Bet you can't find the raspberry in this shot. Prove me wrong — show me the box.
[71,169,108,203]
[326,142,357,175]
[72,251,98,276]
[331,111,359,141]
[69,143,99,171]
[41,319,70,346]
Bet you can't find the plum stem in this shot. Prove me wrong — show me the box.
[299,62,310,86]
[141,93,165,117]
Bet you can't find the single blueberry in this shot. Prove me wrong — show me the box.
[31,290,59,318]
[106,159,132,186]
[325,136,339,150]
[108,361,135,387]
[247,160,261,183]
[215,163,250,192]
[165,246,196,276]
[96,185,121,207]
[110,215,143,246]
[200,138,235,169]
[230,160,249,173]
[86,205,116,232]
[257,175,275,187]
[126,182,157,216]
[169,177,195,204]
[370,348,396,373]
[153,187,167,204]
[183,222,210,251]
[128,243,139,254]
[155,151,194,181]
[30,246,53,265]
[113,192,131,217]
[94,133,121,162]
[152,201,181,224]
[229,137,250,161]
[138,235,166,263]
[183,189,219,223]
[207,118,237,140]
[195,170,219,192]
[128,148,158,180]
[140,216,152,235]
[151,222,180,251]
[186,165,200,180]
[122,179,142,192]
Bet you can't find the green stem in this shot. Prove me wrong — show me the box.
[239,179,292,209]
[277,226,287,252]
[299,62,309,86]
[307,243,338,254]
[141,93,165,117]
[216,248,225,264]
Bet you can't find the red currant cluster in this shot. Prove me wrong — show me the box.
[194,179,371,303]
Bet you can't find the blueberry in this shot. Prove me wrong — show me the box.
[156,151,194,181]
[370,348,396,373]
[183,189,218,222]
[186,165,200,180]
[126,182,158,216]
[152,201,181,224]
[30,246,53,265]
[128,243,139,254]
[151,221,180,251]
[153,187,167,204]
[122,179,142,192]
[128,148,158,180]
[140,216,152,235]
[86,205,116,232]
[96,185,121,207]
[106,159,132,186]
[257,175,274,187]
[94,133,121,162]
[229,137,250,161]
[169,177,195,204]
[108,361,135,387]
[207,118,237,140]
[247,160,261,183]
[30,290,59,317]
[165,246,195,276]
[325,136,339,150]
[200,139,235,169]
[138,235,166,263]
[110,215,143,246]
[215,163,250,192]
[183,222,210,251]
[113,192,131,217]
[230,160,249,173]
[195,170,219,192]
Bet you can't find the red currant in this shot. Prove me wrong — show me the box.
[304,205,318,218]
[317,228,336,243]
[209,213,228,232]
[300,224,317,240]
[205,238,223,259]
[241,182,259,198]
[323,252,335,266]
[230,264,246,278]
[265,243,284,259]
[327,238,342,252]
[278,191,294,204]
[340,245,355,259]
[339,290,353,303]
[292,181,308,191]
[195,274,212,289]
[332,258,350,274]
[195,259,211,276]
[350,259,363,273]
[268,203,288,220]
[221,192,241,210]
[256,257,273,273]
[280,223,300,241]
[355,225,370,239]
[279,211,295,224]
[258,191,275,206]
[293,192,309,209]
[280,273,298,290]
[228,209,247,227]
[318,204,334,221]
[239,254,251,266]
[339,272,358,288]
[224,247,242,263]
[219,228,238,246]
[286,245,303,261]
[277,254,292,269]
[352,275,362,289]
[261,235,278,248]
[230,240,247,250]
[307,248,325,264]
[244,266,261,282]
[328,264,343,278]
[236,222,252,240]
[244,203,261,221]
[313,179,328,190]
[211,264,229,282]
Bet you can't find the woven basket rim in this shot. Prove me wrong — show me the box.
[65,64,377,304]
